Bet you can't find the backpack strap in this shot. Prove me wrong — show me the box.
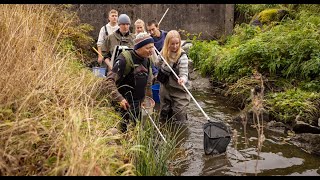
[104,25,108,36]
[121,50,134,77]
[121,50,152,77]
[173,51,187,68]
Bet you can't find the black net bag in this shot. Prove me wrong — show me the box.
[203,120,231,155]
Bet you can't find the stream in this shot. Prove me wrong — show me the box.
[170,89,320,176]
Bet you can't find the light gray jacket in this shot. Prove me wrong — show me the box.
[157,50,189,83]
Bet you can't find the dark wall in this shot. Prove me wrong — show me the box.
[72,4,234,41]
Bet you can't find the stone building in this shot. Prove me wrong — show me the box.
[72,4,234,40]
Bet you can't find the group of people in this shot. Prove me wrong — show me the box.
[96,9,190,132]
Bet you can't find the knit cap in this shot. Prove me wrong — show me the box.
[118,14,131,25]
[134,32,154,50]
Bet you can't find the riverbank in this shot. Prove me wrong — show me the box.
[185,5,320,157]
[187,64,320,157]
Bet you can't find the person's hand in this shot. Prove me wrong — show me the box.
[141,101,146,109]
[119,99,130,110]
[104,57,110,63]
[178,78,185,86]
[98,55,104,64]
[104,58,112,71]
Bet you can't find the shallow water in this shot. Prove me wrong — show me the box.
[170,89,320,176]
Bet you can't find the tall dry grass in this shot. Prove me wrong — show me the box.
[0,4,133,176]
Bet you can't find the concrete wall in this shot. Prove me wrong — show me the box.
[72,4,234,40]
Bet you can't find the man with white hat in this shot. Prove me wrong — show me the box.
[105,32,155,132]
[103,14,135,71]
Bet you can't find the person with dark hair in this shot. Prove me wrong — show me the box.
[105,32,155,132]
[146,20,167,52]
[147,19,168,81]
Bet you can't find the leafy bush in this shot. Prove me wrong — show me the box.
[265,88,320,125]
[188,39,220,74]
[193,10,320,84]
[189,5,320,125]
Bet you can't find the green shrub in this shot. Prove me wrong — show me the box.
[188,6,320,124]
[265,88,320,124]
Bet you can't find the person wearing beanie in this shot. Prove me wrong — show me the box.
[133,32,154,50]
[105,32,155,132]
[134,31,159,79]
[103,13,135,71]
[96,9,119,71]
[155,30,190,122]
[118,14,131,25]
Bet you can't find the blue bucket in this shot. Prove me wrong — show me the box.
[151,84,160,103]
[92,67,106,78]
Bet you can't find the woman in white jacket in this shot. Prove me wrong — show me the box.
[156,30,190,122]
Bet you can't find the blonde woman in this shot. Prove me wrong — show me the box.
[156,30,190,122]
[134,19,146,35]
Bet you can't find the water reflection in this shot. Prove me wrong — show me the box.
[228,149,304,174]
[172,89,320,176]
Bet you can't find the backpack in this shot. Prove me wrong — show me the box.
[156,52,187,84]
[121,50,153,78]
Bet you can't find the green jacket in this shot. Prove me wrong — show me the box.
[104,29,135,59]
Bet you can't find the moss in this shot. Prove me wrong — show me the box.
[259,9,279,23]
[251,8,289,26]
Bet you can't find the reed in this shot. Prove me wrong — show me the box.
[0,4,132,176]
[127,113,185,176]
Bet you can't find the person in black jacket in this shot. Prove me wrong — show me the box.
[105,32,155,132]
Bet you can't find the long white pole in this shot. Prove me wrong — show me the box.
[142,107,167,143]
[158,8,169,26]
[151,7,211,122]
